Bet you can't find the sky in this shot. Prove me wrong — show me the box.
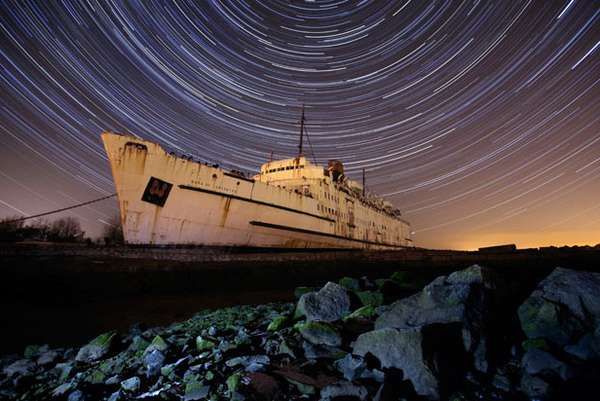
[0,0,599,250]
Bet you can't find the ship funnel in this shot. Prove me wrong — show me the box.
[327,160,344,182]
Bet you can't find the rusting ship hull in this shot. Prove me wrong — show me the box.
[102,132,412,249]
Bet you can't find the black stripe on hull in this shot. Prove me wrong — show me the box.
[249,220,406,249]
[178,184,335,223]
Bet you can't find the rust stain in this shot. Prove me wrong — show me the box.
[123,143,148,175]
[150,207,161,243]
[178,219,187,241]
[220,197,231,227]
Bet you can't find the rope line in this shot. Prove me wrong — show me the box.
[4,194,117,224]
[304,125,318,164]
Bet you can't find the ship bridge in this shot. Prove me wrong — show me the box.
[253,156,327,184]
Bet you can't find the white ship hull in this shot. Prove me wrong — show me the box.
[102,132,412,249]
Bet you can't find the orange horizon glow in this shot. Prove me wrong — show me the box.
[423,229,600,251]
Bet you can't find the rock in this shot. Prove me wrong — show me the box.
[37,350,59,366]
[75,331,116,363]
[334,354,366,381]
[294,286,314,299]
[53,362,74,382]
[339,277,360,291]
[302,341,344,360]
[2,359,35,378]
[375,280,470,330]
[564,333,599,361]
[121,376,140,392]
[277,340,295,358]
[522,348,572,381]
[446,264,495,288]
[68,390,85,401]
[344,305,377,321]
[247,372,279,398]
[23,345,41,359]
[184,380,210,401]
[360,368,385,383]
[227,373,241,394]
[128,336,150,354]
[51,382,72,397]
[355,290,384,307]
[107,391,121,401]
[375,265,497,374]
[161,356,189,377]
[144,349,165,377]
[196,336,216,352]
[144,335,168,354]
[267,316,288,332]
[522,338,550,352]
[296,282,350,322]
[226,355,270,372]
[492,373,511,393]
[390,271,409,284]
[353,327,439,399]
[520,373,552,400]
[84,369,106,384]
[297,321,342,347]
[518,268,600,346]
[320,381,368,400]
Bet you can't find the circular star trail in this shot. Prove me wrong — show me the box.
[1,0,599,249]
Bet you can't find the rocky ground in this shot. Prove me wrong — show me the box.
[1,265,599,401]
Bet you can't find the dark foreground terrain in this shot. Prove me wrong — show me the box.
[0,245,599,400]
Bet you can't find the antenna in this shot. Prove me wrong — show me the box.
[298,105,305,156]
[362,168,366,196]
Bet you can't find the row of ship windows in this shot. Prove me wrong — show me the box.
[323,192,339,203]
[316,204,390,231]
[265,165,304,173]
[318,204,345,217]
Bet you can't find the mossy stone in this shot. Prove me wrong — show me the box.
[522,338,550,351]
[226,373,241,394]
[297,321,342,347]
[344,305,377,321]
[390,271,409,283]
[355,291,384,307]
[339,277,360,291]
[196,336,216,352]
[294,286,314,299]
[23,345,40,359]
[267,315,289,332]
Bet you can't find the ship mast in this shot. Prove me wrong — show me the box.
[362,168,366,196]
[298,105,305,157]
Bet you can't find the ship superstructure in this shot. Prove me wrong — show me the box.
[101,112,412,249]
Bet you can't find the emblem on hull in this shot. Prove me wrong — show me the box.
[142,177,172,207]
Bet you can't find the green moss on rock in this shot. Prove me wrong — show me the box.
[196,336,216,352]
[344,305,377,321]
[356,291,384,307]
[339,277,360,291]
[267,315,289,332]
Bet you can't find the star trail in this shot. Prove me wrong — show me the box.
[0,0,598,249]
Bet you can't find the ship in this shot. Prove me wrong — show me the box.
[101,110,412,249]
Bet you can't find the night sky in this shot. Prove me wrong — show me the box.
[1,1,598,250]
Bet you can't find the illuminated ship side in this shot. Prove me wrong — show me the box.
[101,114,412,249]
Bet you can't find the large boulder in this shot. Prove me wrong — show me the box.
[297,321,342,347]
[353,326,465,400]
[518,267,600,347]
[375,265,497,372]
[296,282,350,322]
[75,331,116,363]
